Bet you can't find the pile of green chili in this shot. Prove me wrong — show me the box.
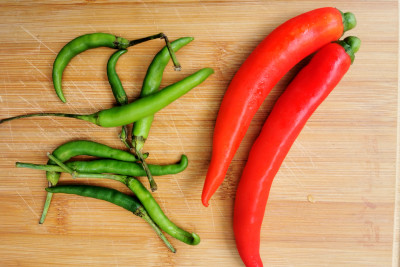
[6,32,213,252]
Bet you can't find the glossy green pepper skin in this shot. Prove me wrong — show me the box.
[65,155,188,177]
[107,49,129,105]
[96,67,214,127]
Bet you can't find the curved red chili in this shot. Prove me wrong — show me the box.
[233,37,360,267]
[202,7,356,206]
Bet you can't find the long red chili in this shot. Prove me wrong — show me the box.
[202,7,356,206]
[233,37,360,267]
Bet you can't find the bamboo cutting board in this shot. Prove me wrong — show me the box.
[0,1,398,266]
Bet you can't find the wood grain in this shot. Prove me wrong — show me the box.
[0,1,398,266]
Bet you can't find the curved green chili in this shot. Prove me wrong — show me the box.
[53,33,129,103]
[133,37,194,152]
[53,32,178,103]
[127,178,200,246]
[17,154,188,177]
[46,184,176,253]
[107,49,131,148]
[40,140,143,224]
[0,68,214,126]
[107,49,129,105]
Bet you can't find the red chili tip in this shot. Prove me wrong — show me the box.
[202,199,209,207]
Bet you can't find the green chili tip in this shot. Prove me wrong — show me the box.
[191,233,201,245]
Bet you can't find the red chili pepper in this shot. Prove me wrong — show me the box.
[233,37,361,267]
[202,7,356,207]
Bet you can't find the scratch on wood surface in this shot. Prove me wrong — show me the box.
[293,140,317,168]
[16,190,39,218]
[71,81,97,112]
[18,96,44,112]
[84,81,107,110]
[282,161,304,189]
[176,101,195,124]
[286,157,306,178]
[33,121,48,138]
[173,178,192,215]
[4,142,13,151]
[173,7,185,24]
[20,25,56,54]
[58,128,77,139]
[214,201,224,217]
[3,76,14,144]
[210,203,216,232]
[139,0,152,15]
[148,136,171,146]
[169,114,185,153]
[25,59,50,81]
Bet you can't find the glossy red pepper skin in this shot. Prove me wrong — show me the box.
[233,42,353,267]
[202,7,349,206]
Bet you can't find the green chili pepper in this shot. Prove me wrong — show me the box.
[44,153,200,246]
[0,68,214,126]
[133,37,194,153]
[46,184,176,253]
[17,154,188,177]
[127,178,200,245]
[106,49,131,148]
[107,49,129,106]
[53,32,180,103]
[39,140,145,224]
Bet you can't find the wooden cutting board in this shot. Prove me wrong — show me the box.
[0,1,398,266]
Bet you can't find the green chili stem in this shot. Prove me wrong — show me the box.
[161,34,181,71]
[119,125,131,150]
[16,162,64,172]
[128,33,165,46]
[47,153,74,175]
[117,126,156,191]
[140,208,176,253]
[39,182,52,224]
[74,172,128,184]
[129,33,181,71]
[0,113,97,125]
[133,148,156,192]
